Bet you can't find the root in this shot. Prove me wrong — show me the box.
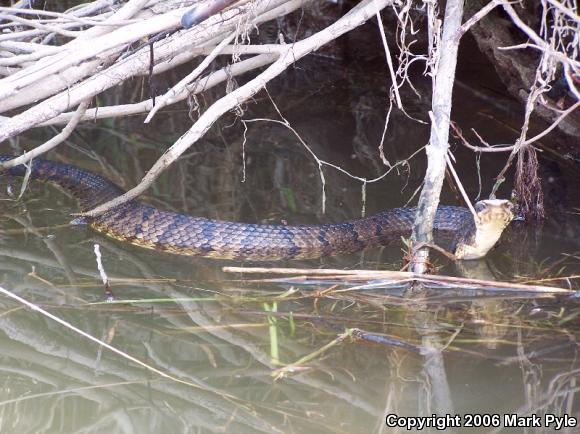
[515,146,545,220]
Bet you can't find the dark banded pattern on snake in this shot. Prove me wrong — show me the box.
[0,156,479,261]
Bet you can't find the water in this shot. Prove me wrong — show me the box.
[0,21,579,434]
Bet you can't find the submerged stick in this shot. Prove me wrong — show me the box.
[273,330,350,379]
[222,266,573,294]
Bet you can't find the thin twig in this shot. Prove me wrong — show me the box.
[444,152,478,220]
[374,0,401,108]
[0,13,81,38]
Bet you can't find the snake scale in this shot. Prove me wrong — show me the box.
[0,156,514,261]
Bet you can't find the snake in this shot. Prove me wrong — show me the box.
[0,156,514,261]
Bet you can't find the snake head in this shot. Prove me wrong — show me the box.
[474,199,514,228]
[456,199,514,260]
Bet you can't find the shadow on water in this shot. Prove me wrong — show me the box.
[1,18,580,434]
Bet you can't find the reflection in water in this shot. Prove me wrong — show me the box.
[1,24,580,434]
[0,216,578,433]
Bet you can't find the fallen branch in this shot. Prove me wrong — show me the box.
[79,0,394,218]
[0,0,300,120]
[13,53,276,128]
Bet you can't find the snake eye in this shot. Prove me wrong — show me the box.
[502,201,514,213]
[474,201,487,213]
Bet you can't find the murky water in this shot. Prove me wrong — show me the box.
[0,18,579,434]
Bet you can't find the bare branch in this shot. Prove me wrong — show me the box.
[455,0,501,40]
[409,0,464,274]
[1,99,90,169]
[0,6,139,26]
[452,123,517,153]
[522,100,580,145]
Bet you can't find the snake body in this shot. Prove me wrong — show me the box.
[1,156,512,261]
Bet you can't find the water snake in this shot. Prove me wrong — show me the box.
[0,156,514,261]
